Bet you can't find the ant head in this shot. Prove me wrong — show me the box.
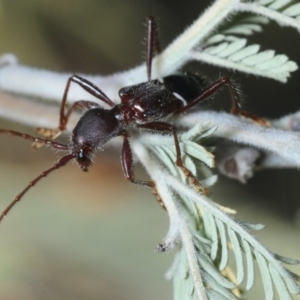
[70,108,123,172]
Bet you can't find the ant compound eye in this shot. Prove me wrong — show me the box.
[77,149,88,162]
[77,149,91,164]
[76,149,92,172]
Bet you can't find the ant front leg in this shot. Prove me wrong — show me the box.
[57,75,115,131]
[35,100,101,143]
[138,122,208,195]
[36,75,116,141]
[121,132,166,209]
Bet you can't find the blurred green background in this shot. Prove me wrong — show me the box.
[0,0,299,299]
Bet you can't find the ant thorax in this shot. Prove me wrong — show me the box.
[119,80,183,124]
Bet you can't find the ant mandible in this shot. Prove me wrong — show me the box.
[0,17,250,222]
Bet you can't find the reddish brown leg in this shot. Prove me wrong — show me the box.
[175,76,241,114]
[138,122,208,194]
[129,17,166,208]
[121,132,166,209]
[175,76,268,125]
[36,75,116,142]
[64,100,100,123]
[121,132,154,187]
[35,100,101,144]
[57,75,115,131]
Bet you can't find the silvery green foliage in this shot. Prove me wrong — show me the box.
[131,1,300,298]
[189,0,300,82]
[197,13,297,82]
[2,0,300,102]
[133,125,300,300]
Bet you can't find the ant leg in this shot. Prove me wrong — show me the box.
[121,132,154,187]
[146,16,161,81]
[58,75,115,129]
[63,100,101,123]
[35,100,100,143]
[175,76,268,125]
[175,76,241,114]
[138,122,208,194]
[121,132,166,209]
[0,153,75,223]
[36,75,115,140]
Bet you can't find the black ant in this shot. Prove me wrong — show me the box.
[0,17,256,222]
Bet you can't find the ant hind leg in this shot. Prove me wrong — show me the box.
[176,76,269,126]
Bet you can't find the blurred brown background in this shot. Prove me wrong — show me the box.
[0,0,299,299]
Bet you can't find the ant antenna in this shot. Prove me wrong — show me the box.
[0,129,73,222]
[0,154,74,222]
